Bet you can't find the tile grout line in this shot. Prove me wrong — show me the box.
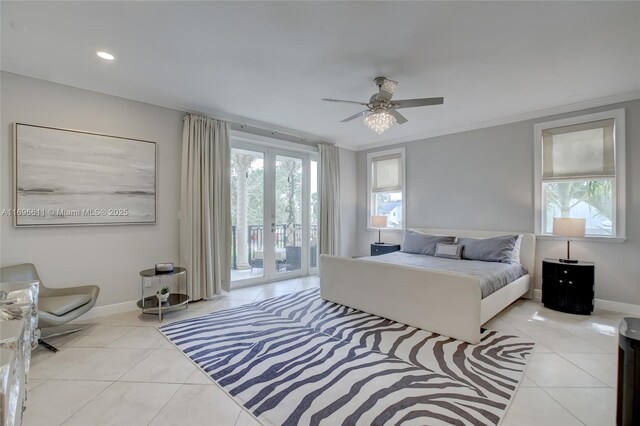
[111,347,156,382]
[508,324,614,356]
[58,380,118,426]
[538,386,590,426]
[507,303,620,350]
[145,382,183,426]
[520,347,610,389]
[556,352,614,387]
[34,347,100,381]
[231,407,244,426]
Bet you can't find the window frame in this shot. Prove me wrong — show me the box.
[367,147,406,230]
[533,108,626,241]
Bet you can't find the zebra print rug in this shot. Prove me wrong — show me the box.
[160,288,534,426]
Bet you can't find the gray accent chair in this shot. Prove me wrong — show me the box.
[0,263,100,351]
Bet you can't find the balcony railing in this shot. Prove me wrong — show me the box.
[231,224,318,269]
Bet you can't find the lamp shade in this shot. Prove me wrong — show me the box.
[553,218,586,238]
[371,215,388,228]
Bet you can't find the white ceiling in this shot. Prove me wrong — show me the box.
[2,1,639,150]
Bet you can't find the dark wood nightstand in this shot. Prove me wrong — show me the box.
[542,258,595,315]
[370,243,401,256]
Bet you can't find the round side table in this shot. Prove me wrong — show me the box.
[137,267,188,322]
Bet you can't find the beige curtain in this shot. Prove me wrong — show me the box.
[319,144,341,255]
[180,114,231,299]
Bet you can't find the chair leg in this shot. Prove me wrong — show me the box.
[38,324,86,352]
[38,339,59,352]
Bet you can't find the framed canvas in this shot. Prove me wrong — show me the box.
[14,123,156,226]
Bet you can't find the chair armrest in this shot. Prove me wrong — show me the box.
[43,285,99,299]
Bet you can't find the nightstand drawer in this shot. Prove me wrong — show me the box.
[370,244,401,256]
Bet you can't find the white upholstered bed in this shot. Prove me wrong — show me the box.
[319,228,535,344]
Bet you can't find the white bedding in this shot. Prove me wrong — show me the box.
[360,251,527,298]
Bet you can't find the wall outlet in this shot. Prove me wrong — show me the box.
[143,278,155,288]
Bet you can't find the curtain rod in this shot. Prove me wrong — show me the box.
[229,122,331,149]
[184,112,332,148]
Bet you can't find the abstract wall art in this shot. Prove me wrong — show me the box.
[14,123,156,226]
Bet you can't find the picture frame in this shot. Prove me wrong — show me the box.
[13,123,157,227]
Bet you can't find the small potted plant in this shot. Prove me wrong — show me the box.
[156,285,170,303]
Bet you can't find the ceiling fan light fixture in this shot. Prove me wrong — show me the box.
[363,110,396,134]
[322,77,443,131]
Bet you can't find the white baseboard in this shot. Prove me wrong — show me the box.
[532,289,640,315]
[594,299,640,316]
[532,289,542,302]
[71,299,139,323]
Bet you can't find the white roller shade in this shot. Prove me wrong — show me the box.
[372,154,401,192]
[542,118,615,180]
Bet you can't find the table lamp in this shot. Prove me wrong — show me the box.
[553,217,585,263]
[371,215,388,244]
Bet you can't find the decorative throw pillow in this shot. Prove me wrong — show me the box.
[511,234,523,264]
[458,235,519,263]
[401,230,456,256]
[434,243,464,260]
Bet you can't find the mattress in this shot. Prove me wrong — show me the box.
[361,251,527,298]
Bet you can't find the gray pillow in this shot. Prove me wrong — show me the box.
[401,231,456,256]
[434,243,463,260]
[458,235,518,263]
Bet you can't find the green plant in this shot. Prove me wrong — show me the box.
[157,286,170,296]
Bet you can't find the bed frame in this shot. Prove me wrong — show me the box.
[319,228,536,344]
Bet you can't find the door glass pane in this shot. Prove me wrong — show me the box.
[231,148,264,282]
[275,155,303,274]
[310,160,318,269]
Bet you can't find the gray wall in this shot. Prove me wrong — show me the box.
[1,72,183,307]
[356,99,640,305]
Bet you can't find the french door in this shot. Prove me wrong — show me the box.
[230,140,318,288]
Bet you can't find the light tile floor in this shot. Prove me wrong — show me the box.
[24,275,622,425]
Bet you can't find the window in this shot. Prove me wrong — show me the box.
[367,148,405,229]
[534,109,625,238]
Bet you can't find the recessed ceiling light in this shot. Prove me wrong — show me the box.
[96,51,115,61]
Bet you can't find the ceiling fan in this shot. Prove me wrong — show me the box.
[322,77,444,134]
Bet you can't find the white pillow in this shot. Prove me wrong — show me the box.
[511,234,523,264]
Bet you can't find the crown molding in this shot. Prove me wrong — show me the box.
[352,90,640,151]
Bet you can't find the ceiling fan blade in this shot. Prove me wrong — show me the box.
[391,97,444,109]
[322,98,369,106]
[340,110,370,122]
[388,109,408,124]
